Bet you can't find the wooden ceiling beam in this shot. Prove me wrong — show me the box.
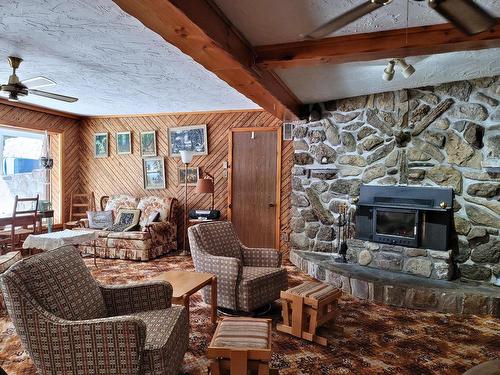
[256,20,500,70]
[112,0,301,120]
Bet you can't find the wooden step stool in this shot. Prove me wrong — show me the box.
[277,281,342,346]
[207,317,278,375]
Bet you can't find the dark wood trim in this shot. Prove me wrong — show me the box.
[112,0,301,120]
[0,98,82,119]
[256,20,500,69]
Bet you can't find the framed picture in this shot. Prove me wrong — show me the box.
[140,131,157,157]
[143,157,166,190]
[116,131,132,155]
[168,124,208,157]
[177,167,200,186]
[94,133,108,158]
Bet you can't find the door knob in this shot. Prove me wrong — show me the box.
[268,203,275,208]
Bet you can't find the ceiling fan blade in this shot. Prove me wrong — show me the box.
[303,0,392,39]
[21,76,56,89]
[29,89,78,103]
[428,0,495,36]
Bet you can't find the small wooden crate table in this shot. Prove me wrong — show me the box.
[207,317,277,375]
[277,281,342,346]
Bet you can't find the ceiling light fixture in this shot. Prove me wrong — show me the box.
[427,0,495,36]
[383,60,396,81]
[382,59,415,81]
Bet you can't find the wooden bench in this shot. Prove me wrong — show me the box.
[277,281,342,346]
[207,317,277,375]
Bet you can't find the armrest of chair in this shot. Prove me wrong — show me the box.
[99,281,173,316]
[241,246,282,268]
[77,218,90,228]
[198,254,241,287]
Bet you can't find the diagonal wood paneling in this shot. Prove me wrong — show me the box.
[0,103,80,223]
[80,110,293,254]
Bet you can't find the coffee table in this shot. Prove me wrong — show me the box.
[151,271,217,324]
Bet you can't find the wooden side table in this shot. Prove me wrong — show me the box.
[151,270,217,324]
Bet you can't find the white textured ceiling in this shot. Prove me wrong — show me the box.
[0,0,259,116]
[277,48,500,103]
[214,0,500,45]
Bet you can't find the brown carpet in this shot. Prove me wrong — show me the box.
[1,255,499,375]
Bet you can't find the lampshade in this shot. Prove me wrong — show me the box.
[196,178,214,194]
[179,150,194,164]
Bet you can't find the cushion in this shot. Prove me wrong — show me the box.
[196,222,242,260]
[107,231,151,240]
[87,210,113,229]
[108,209,141,232]
[5,246,107,321]
[104,195,139,216]
[72,227,110,238]
[211,317,270,349]
[286,281,340,302]
[137,196,173,228]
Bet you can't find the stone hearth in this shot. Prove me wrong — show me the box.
[291,250,500,317]
[290,76,500,289]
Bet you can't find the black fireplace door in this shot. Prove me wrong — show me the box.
[372,208,420,247]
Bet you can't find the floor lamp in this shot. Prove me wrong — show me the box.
[195,172,214,210]
[180,150,194,255]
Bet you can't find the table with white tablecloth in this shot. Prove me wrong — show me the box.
[23,229,99,266]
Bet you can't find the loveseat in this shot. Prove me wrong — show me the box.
[75,194,178,261]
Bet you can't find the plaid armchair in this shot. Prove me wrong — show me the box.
[0,246,188,375]
[188,221,288,312]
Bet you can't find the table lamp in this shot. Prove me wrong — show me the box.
[196,172,215,210]
[180,150,193,254]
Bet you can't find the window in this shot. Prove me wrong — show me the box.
[0,127,47,216]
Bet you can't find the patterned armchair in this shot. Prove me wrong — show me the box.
[0,246,188,375]
[76,194,178,261]
[188,221,288,312]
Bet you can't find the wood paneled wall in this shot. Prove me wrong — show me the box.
[80,110,292,253]
[0,103,80,223]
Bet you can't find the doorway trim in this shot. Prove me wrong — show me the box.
[228,126,282,249]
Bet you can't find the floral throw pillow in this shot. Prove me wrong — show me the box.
[87,210,113,229]
[107,209,141,232]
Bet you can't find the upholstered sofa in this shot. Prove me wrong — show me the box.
[76,194,178,261]
[0,246,189,375]
[188,221,288,312]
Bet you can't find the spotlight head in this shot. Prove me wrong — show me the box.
[396,59,416,78]
[8,92,19,102]
[383,60,395,81]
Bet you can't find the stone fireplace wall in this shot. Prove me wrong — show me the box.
[290,76,500,286]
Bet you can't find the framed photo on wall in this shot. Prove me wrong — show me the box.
[94,133,108,158]
[140,131,157,157]
[143,157,166,190]
[168,124,208,157]
[177,167,200,186]
[116,131,132,154]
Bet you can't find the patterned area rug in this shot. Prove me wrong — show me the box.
[1,255,499,375]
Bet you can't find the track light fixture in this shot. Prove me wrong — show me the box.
[382,59,415,81]
[383,60,396,81]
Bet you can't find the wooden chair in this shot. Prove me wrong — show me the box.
[0,195,39,252]
[277,281,342,346]
[64,192,95,229]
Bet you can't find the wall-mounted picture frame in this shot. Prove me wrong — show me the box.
[94,133,109,158]
[168,124,208,157]
[116,131,132,155]
[143,157,166,190]
[140,131,157,157]
[177,167,200,186]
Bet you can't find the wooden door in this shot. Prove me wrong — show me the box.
[228,128,281,248]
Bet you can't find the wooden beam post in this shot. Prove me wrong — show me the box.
[256,20,500,70]
[112,0,301,120]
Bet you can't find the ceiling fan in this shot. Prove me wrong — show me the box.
[303,0,496,39]
[0,56,78,103]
